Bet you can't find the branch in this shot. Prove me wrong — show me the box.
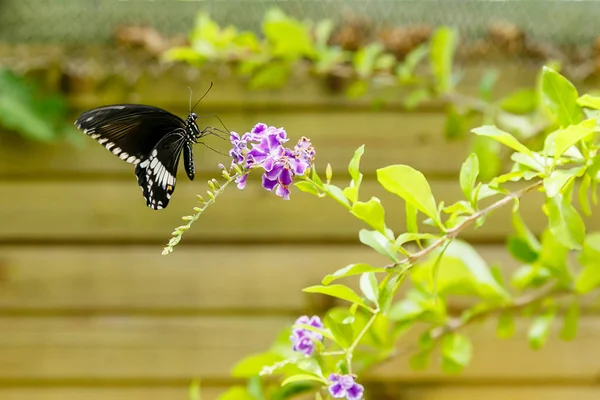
[385,180,544,270]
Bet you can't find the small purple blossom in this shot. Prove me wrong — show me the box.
[328,374,364,400]
[228,123,315,199]
[290,315,324,356]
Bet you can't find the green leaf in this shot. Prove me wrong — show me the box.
[396,43,428,82]
[545,194,585,250]
[543,169,576,198]
[409,351,431,371]
[295,181,320,196]
[348,145,365,186]
[499,88,538,114]
[471,125,534,157]
[576,232,600,293]
[351,197,386,233]
[471,134,501,181]
[403,88,431,110]
[359,272,379,306]
[560,300,580,341]
[552,118,596,160]
[326,184,351,208]
[405,202,419,235]
[497,312,515,339]
[263,9,315,59]
[429,27,458,93]
[459,153,479,205]
[249,63,290,89]
[281,374,326,387]
[271,382,316,400]
[541,66,582,127]
[507,237,538,263]
[479,69,498,102]
[218,387,255,400]
[346,80,368,98]
[231,352,282,378]
[577,94,600,109]
[326,309,354,348]
[354,43,384,78]
[578,173,592,216]
[394,232,438,252]
[512,211,541,252]
[444,104,469,140]
[377,165,441,227]
[411,240,509,300]
[323,263,386,285]
[189,380,201,400]
[528,309,556,350]
[442,333,473,374]
[359,229,399,262]
[303,285,367,308]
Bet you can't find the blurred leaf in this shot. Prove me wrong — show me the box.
[189,380,201,400]
[459,153,479,205]
[560,300,580,341]
[218,386,256,400]
[541,66,582,127]
[247,376,265,400]
[444,104,469,140]
[323,263,386,285]
[0,69,72,142]
[354,43,384,78]
[263,8,315,59]
[409,351,431,371]
[303,284,367,308]
[396,43,428,82]
[578,174,592,216]
[351,197,386,234]
[442,333,472,374]
[576,232,600,293]
[377,165,442,228]
[404,88,431,109]
[544,193,585,250]
[507,237,538,263]
[375,53,396,71]
[411,240,509,300]
[543,169,577,198]
[359,229,399,262]
[429,27,458,93]
[471,135,501,181]
[552,118,596,160]
[271,382,316,400]
[281,374,326,386]
[359,272,380,306]
[346,80,368,98]
[326,308,355,348]
[314,19,334,48]
[479,69,498,102]
[499,88,538,114]
[231,352,282,378]
[577,94,600,109]
[528,309,556,350]
[497,311,515,339]
[249,63,290,89]
[472,125,534,157]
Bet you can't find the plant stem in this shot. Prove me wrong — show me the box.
[345,310,379,375]
[385,180,544,270]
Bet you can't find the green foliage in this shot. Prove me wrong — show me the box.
[0,68,77,142]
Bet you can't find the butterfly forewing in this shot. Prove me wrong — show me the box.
[75,105,187,165]
[135,131,187,210]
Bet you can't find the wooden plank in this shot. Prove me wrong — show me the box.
[0,111,476,178]
[0,179,592,243]
[0,316,599,381]
[0,245,519,312]
[2,386,600,400]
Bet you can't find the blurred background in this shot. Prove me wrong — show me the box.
[1,0,600,399]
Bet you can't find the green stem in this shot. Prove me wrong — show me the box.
[301,175,353,211]
[345,311,378,374]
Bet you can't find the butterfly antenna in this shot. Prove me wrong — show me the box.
[198,141,228,157]
[191,82,214,112]
[188,87,193,112]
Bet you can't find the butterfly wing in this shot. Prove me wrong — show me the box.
[74,104,187,165]
[135,130,187,210]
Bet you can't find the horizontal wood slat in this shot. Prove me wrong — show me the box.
[0,316,599,381]
[1,111,478,178]
[0,245,519,312]
[2,385,600,400]
[2,179,594,243]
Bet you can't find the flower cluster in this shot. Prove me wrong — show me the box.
[328,374,364,400]
[289,315,324,356]
[229,123,315,200]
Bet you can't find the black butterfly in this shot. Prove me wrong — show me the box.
[74,85,222,210]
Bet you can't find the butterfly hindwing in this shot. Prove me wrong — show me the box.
[75,104,187,165]
[135,130,187,210]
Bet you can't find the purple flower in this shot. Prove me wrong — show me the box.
[328,374,364,400]
[289,315,324,356]
[227,123,315,200]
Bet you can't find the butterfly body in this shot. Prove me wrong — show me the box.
[75,104,207,210]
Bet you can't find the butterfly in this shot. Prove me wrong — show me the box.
[74,84,224,210]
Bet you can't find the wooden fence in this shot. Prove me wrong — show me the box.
[0,55,599,399]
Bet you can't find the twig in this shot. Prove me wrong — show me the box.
[385,180,544,271]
